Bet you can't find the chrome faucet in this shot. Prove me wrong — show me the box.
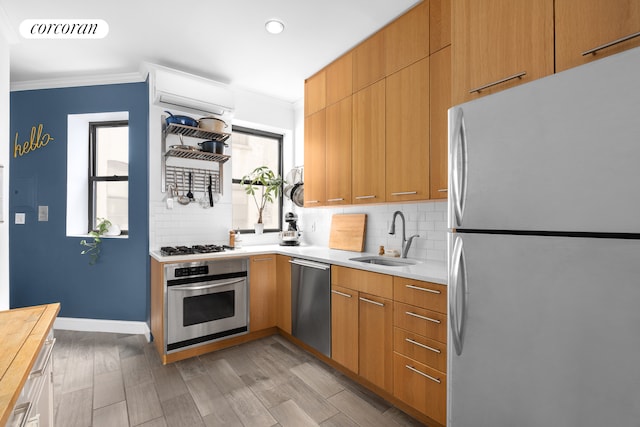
[388,211,420,258]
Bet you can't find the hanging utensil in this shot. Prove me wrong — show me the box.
[208,175,214,207]
[177,172,190,205]
[187,172,194,200]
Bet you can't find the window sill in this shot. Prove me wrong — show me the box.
[69,233,129,239]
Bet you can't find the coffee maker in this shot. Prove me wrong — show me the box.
[279,212,301,246]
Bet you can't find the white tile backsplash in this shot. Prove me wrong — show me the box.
[296,200,447,262]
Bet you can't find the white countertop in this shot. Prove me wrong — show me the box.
[150,244,447,285]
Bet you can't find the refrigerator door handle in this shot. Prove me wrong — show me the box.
[450,107,468,227]
[450,235,468,355]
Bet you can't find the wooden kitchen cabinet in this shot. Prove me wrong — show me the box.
[325,96,352,205]
[385,1,429,76]
[326,52,353,106]
[353,30,386,92]
[331,284,359,373]
[555,0,640,72]
[451,0,554,105]
[393,275,448,425]
[359,292,394,394]
[430,0,451,54]
[393,352,447,426]
[304,69,326,116]
[275,255,292,334]
[385,57,430,202]
[304,109,326,206]
[429,46,451,199]
[352,80,386,204]
[249,255,277,332]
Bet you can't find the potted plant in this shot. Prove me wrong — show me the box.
[80,218,112,265]
[240,166,283,234]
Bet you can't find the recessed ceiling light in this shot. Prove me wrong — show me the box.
[265,19,285,35]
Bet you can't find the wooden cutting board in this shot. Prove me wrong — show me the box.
[329,214,367,252]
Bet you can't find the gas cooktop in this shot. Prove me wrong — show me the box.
[160,244,233,257]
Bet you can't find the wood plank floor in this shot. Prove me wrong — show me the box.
[53,330,428,427]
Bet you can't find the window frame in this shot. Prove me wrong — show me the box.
[231,125,284,233]
[88,120,129,234]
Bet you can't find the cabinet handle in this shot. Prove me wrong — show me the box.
[406,284,441,294]
[405,338,441,354]
[253,257,273,262]
[327,198,344,202]
[469,71,526,94]
[405,364,441,384]
[405,311,441,324]
[360,297,384,307]
[331,290,353,298]
[390,191,417,196]
[306,200,320,204]
[582,31,640,56]
[30,338,56,377]
[355,195,376,200]
[437,188,448,193]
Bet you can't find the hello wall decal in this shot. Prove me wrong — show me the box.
[13,124,54,158]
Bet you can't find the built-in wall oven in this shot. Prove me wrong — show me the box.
[165,258,248,352]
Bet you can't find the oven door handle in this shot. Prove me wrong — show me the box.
[169,278,245,292]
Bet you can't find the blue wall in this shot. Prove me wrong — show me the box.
[9,82,149,322]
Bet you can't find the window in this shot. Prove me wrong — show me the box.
[88,121,129,233]
[231,126,283,232]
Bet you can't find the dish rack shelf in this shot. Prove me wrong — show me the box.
[165,123,231,142]
[165,147,230,163]
[161,116,231,195]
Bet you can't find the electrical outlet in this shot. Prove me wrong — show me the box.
[38,205,49,221]
[15,213,25,224]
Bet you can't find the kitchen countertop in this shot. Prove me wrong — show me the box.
[0,303,60,427]
[150,244,447,284]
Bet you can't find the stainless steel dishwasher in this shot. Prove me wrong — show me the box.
[290,258,331,357]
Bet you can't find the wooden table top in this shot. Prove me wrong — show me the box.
[0,303,60,427]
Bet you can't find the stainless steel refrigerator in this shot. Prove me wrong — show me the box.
[447,47,640,427]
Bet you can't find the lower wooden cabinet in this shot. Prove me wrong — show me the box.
[393,352,447,426]
[359,292,394,393]
[331,284,359,373]
[275,255,292,334]
[249,255,277,332]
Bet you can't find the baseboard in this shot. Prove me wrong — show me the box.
[54,317,151,341]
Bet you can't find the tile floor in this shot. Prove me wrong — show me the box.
[53,330,428,427]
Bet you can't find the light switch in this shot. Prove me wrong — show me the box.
[15,213,25,224]
[38,205,49,221]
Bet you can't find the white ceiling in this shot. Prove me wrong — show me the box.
[0,0,421,103]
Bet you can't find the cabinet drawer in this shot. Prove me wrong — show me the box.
[393,277,447,313]
[393,352,446,426]
[394,327,446,372]
[331,266,392,298]
[394,302,447,343]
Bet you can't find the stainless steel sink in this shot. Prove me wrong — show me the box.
[349,256,419,267]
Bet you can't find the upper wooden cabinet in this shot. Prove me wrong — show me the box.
[304,110,326,206]
[385,1,430,76]
[451,0,554,105]
[353,30,386,92]
[325,96,352,205]
[429,46,451,199]
[352,80,386,204]
[385,57,430,202]
[555,0,640,72]
[430,0,451,53]
[304,69,326,117]
[326,52,353,106]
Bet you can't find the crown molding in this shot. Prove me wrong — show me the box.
[10,70,147,92]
